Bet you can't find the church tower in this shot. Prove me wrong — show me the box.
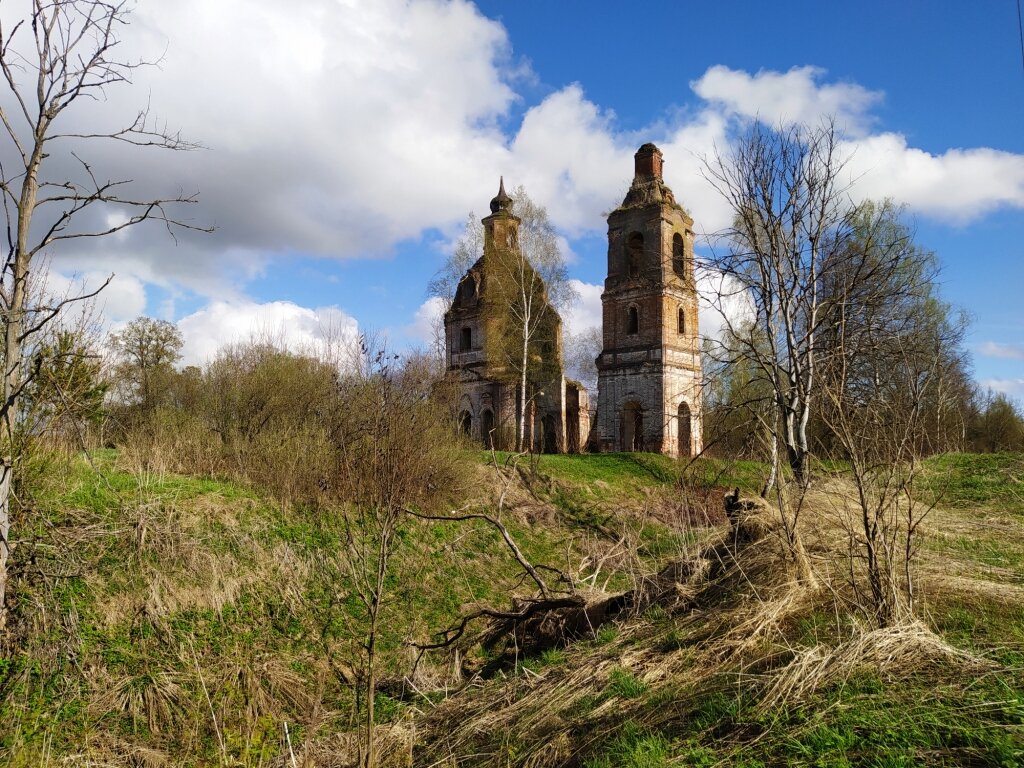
[595,144,702,456]
[444,179,590,453]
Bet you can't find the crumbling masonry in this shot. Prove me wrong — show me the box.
[445,144,701,457]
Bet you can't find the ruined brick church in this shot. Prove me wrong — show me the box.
[444,143,702,457]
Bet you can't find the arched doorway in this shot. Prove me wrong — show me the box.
[481,409,495,449]
[678,402,692,457]
[459,411,472,438]
[542,413,558,454]
[623,401,643,452]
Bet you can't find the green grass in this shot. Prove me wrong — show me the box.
[577,672,1024,768]
[605,668,648,699]
[928,534,1024,576]
[583,721,671,768]
[921,452,1024,512]
[482,451,681,496]
[11,448,1024,766]
[478,451,766,498]
[11,448,713,765]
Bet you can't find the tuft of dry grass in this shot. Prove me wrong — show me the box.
[758,620,991,710]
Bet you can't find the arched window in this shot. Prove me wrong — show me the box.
[459,411,472,436]
[627,232,644,277]
[627,305,639,335]
[460,327,472,351]
[678,402,692,457]
[481,409,495,448]
[672,232,685,277]
[677,305,686,335]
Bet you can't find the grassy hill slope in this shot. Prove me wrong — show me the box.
[1,450,1022,766]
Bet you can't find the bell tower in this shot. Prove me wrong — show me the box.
[595,144,702,456]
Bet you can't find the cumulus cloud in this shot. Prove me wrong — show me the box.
[679,66,1024,230]
[4,0,1020,355]
[43,270,148,327]
[692,65,883,136]
[979,342,1024,361]
[407,296,448,345]
[980,378,1024,398]
[177,300,359,367]
[510,86,632,234]
[4,0,524,297]
[502,64,1024,239]
[561,280,603,337]
[841,135,1024,223]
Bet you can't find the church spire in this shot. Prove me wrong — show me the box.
[490,176,513,214]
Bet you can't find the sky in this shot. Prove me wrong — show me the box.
[9,0,1024,396]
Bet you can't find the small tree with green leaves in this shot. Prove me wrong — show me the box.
[109,317,184,414]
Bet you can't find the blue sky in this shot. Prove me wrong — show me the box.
[29,0,1024,396]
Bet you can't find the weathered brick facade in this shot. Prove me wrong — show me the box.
[595,144,703,457]
[445,145,702,457]
[444,180,590,453]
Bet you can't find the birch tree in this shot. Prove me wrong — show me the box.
[431,186,576,450]
[488,186,576,450]
[0,0,203,629]
[703,121,853,493]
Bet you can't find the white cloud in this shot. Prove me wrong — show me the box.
[980,378,1024,398]
[3,0,1019,344]
[841,135,1024,222]
[562,279,603,337]
[45,270,147,327]
[692,65,883,136]
[407,296,448,345]
[177,300,359,367]
[510,85,632,234]
[979,341,1024,361]
[657,110,734,235]
[7,0,524,297]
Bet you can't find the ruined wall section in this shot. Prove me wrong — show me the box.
[444,180,589,453]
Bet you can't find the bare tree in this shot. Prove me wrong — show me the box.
[820,329,947,625]
[0,1,204,629]
[564,325,601,399]
[815,201,968,624]
[706,122,969,611]
[327,343,462,768]
[703,120,853,497]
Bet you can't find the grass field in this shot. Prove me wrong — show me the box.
[1,449,1022,766]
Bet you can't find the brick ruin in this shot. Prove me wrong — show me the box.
[445,144,702,457]
[444,178,590,453]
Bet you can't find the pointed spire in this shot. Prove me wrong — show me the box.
[489,176,513,214]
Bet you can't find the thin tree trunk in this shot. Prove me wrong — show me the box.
[518,333,528,452]
[0,468,10,632]
[0,134,42,630]
[761,405,779,498]
[364,627,376,768]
